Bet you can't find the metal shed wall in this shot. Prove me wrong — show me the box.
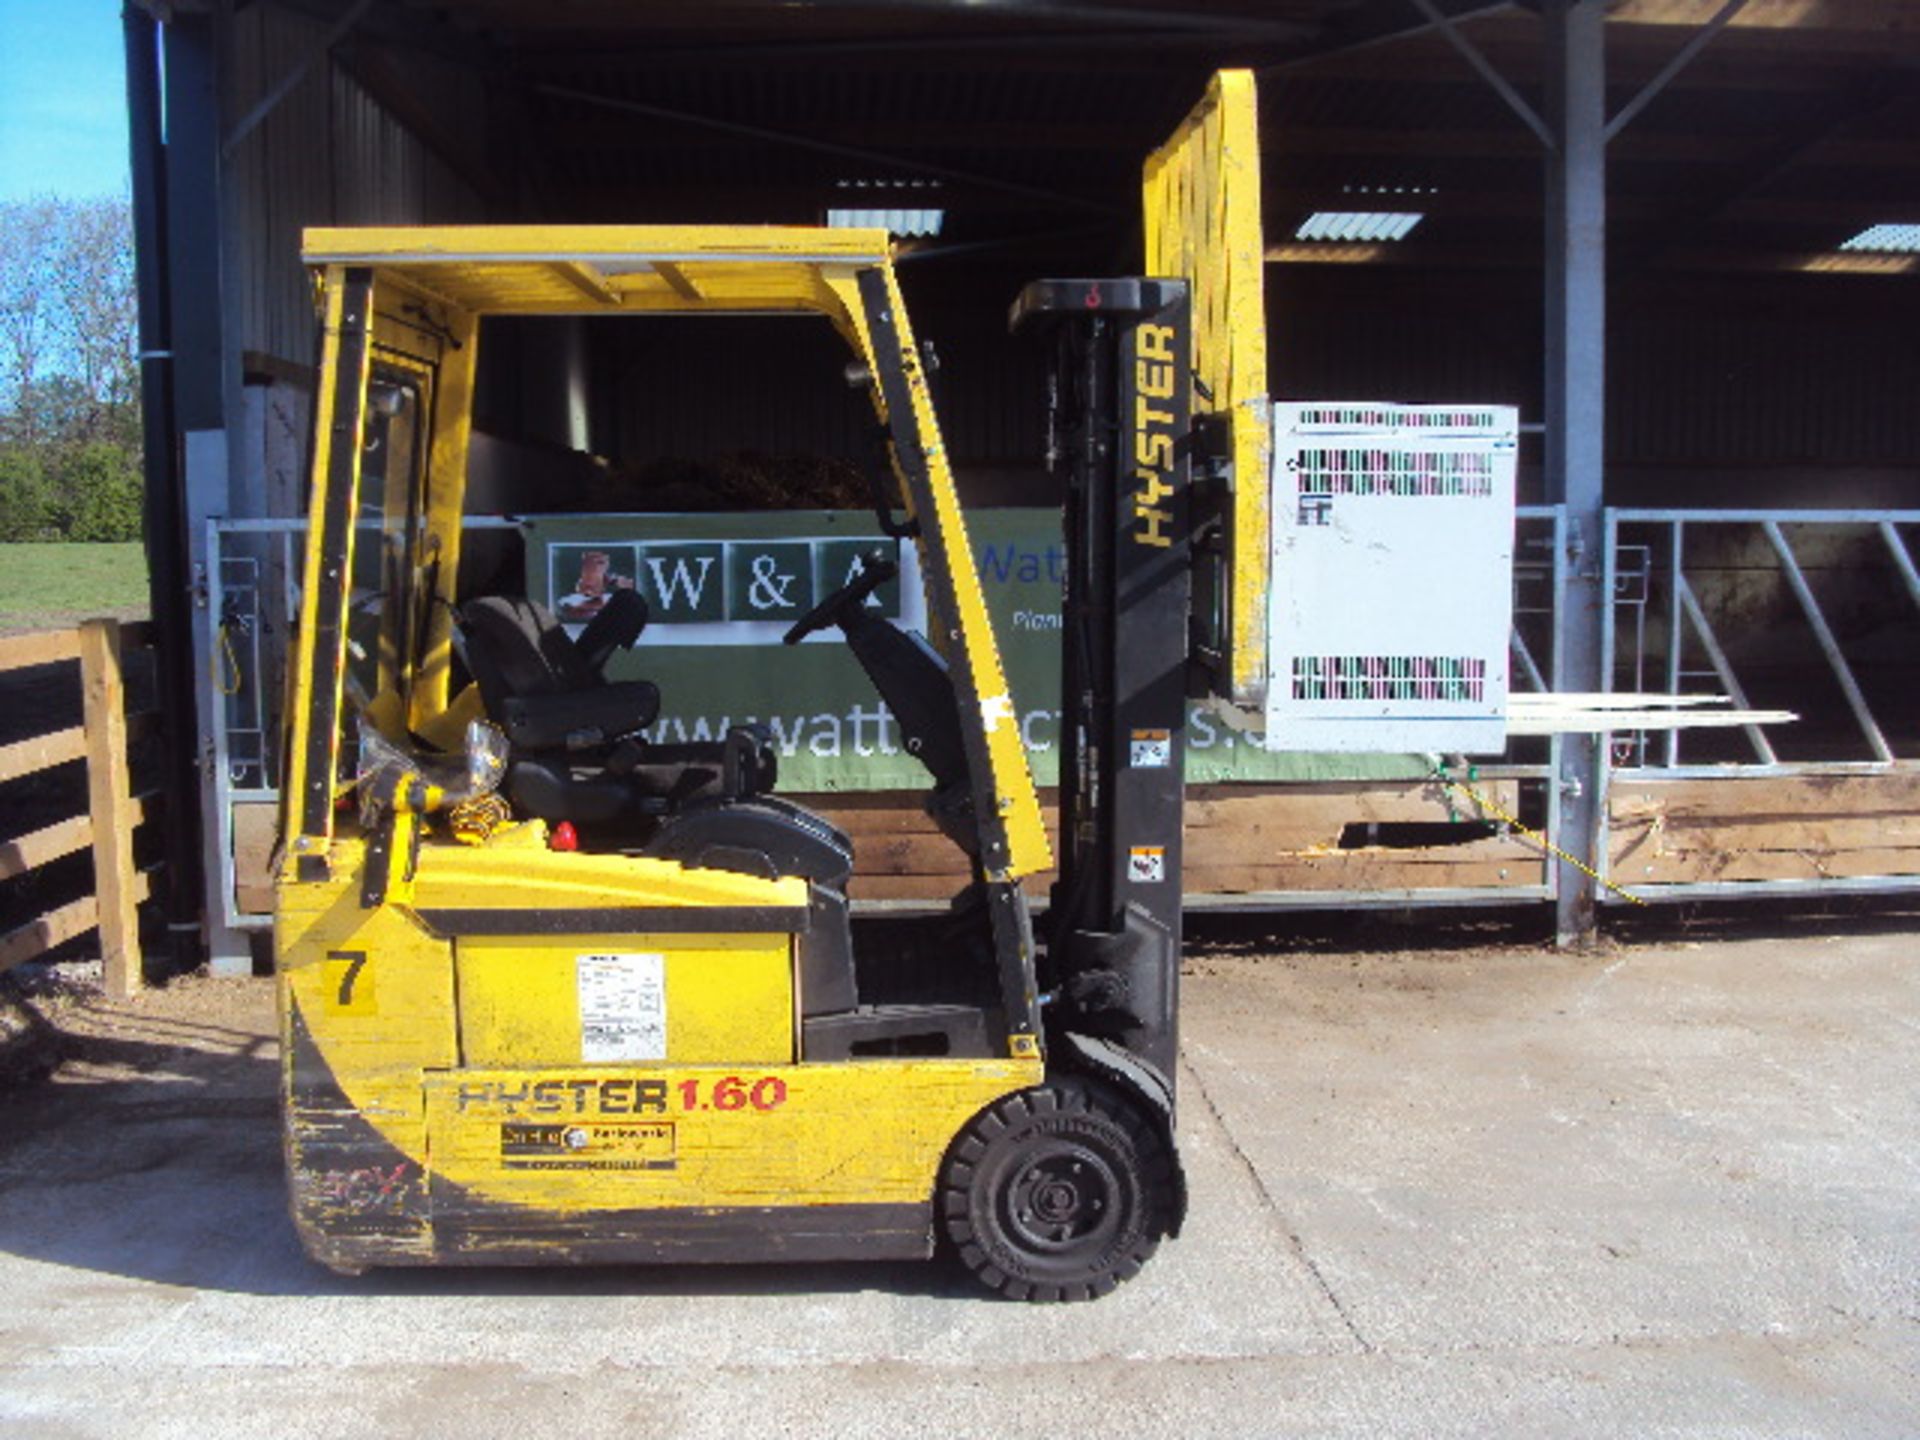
[221,4,486,369]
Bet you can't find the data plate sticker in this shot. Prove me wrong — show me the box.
[500,1121,677,1171]
[1130,728,1172,768]
[577,952,666,1062]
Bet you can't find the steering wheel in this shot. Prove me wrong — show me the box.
[783,551,899,645]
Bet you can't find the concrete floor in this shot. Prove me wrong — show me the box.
[1,926,1915,1438]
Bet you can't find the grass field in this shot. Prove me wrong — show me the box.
[0,543,152,635]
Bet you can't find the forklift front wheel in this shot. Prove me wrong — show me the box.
[939,1076,1175,1302]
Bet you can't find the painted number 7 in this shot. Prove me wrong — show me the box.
[329,949,370,1008]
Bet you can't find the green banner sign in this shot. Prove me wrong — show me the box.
[524,509,1423,792]
[546,535,909,633]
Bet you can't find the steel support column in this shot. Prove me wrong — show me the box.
[123,5,202,976]
[1542,0,1607,946]
[164,13,251,972]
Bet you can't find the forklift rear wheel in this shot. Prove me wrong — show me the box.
[940,1075,1173,1302]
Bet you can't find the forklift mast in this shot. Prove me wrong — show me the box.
[1013,280,1193,1087]
[1005,70,1266,1093]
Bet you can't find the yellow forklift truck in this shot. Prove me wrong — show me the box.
[277,76,1267,1301]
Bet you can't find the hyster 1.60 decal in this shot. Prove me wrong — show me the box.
[455,1075,791,1116]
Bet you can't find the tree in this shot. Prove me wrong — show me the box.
[56,442,143,543]
[0,450,56,541]
[0,196,144,541]
[51,200,139,430]
[0,200,60,447]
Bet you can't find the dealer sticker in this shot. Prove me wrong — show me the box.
[501,1120,677,1171]
[577,952,667,1062]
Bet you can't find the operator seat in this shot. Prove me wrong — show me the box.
[456,589,776,828]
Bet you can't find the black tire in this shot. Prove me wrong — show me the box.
[939,1075,1175,1302]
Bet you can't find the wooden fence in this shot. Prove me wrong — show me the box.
[0,620,159,998]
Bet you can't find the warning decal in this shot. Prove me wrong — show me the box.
[1128,846,1167,883]
[577,952,667,1062]
[1130,728,1172,769]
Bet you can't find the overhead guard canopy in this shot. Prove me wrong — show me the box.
[301,224,894,317]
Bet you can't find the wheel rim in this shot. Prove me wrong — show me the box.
[999,1138,1125,1256]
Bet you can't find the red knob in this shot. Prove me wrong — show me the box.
[550,821,579,852]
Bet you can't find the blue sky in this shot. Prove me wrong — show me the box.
[0,0,132,201]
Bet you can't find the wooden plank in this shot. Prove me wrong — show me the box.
[80,620,142,999]
[1183,823,1516,868]
[822,781,1537,898]
[846,843,1545,897]
[1613,812,1920,860]
[802,792,947,837]
[1609,772,1920,822]
[1202,834,1539,867]
[0,896,100,976]
[0,813,94,882]
[1610,773,1920,886]
[851,830,1055,877]
[849,873,1058,903]
[1184,824,1354,860]
[810,780,1519,847]
[1183,780,1518,826]
[1191,848,1545,894]
[0,726,87,783]
[233,800,281,915]
[1612,846,1920,886]
[0,628,80,673]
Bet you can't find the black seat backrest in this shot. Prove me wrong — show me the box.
[461,589,648,714]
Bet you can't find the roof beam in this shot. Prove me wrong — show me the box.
[1608,0,1915,29]
[1261,0,1519,74]
[1604,0,1749,141]
[1407,0,1557,151]
[223,0,377,158]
